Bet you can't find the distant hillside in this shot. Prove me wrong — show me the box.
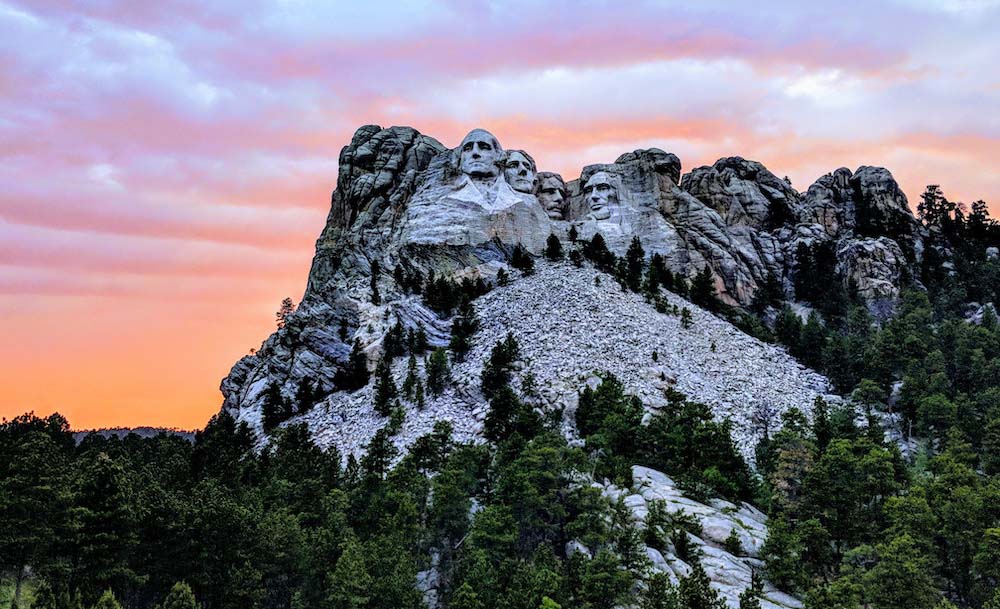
[72,427,197,444]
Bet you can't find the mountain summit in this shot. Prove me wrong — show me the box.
[220,124,927,449]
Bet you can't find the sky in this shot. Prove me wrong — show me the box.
[1,0,998,430]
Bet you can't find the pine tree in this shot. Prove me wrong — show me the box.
[544,234,564,261]
[161,582,197,609]
[361,428,397,479]
[294,381,320,414]
[983,414,1000,475]
[325,536,372,609]
[450,299,479,361]
[680,308,693,329]
[91,590,121,609]
[774,305,803,352]
[383,320,405,358]
[481,333,520,400]
[262,383,292,432]
[450,583,484,609]
[645,253,672,295]
[813,396,832,453]
[338,318,349,342]
[484,386,540,443]
[372,357,397,417]
[336,338,370,391]
[370,259,381,305]
[415,378,426,410]
[642,572,680,609]
[0,414,73,609]
[738,571,764,609]
[583,233,615,271]
[568,224,579,243]
[511,244,535,275]
[862,535,939,609]
[625,236,645,292]
[763,516,806,592]
[410,326,429,354]
[426,348,450,396]
[275,297,296,329]
[678,561,727,609]
[496,268,510,286]
[402,354,418,400]
[799,312,826,369]
[752,272,784,313]
[690,266,717,310]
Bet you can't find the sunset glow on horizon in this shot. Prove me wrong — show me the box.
[2,1,998,429]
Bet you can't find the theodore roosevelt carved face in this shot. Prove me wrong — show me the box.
[458,129,502,178]
[584,171,618,221]
[536,172,567,220]
[503,150,536,194]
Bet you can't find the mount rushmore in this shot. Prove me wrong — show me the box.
[221,124,929,441]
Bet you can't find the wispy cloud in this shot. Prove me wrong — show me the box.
[1,0,997,428]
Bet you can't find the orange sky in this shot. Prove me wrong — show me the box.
[2,1,998,429]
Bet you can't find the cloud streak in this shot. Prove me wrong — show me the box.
[1,0,997,428]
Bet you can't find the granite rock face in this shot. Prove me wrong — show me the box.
[598,465,803,609]
[221,123,926,432]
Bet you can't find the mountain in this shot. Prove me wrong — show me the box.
[220,124,928,448]
[211,124,987,608]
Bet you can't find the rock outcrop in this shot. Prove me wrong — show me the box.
[604,465,803,609]
[221,123,925,440]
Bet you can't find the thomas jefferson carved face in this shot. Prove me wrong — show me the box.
[536,172,567,220]
[458,129,502,178]
[503,150,536,193]
[584,171,617,221]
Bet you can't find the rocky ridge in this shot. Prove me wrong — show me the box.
[221,124,924,428]
[215,124,937,609]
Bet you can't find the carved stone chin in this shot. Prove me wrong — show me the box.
[584,171,618,221]
[458,128,502,178]
[504,150,536,194]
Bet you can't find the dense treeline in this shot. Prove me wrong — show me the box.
[1,372,754,609]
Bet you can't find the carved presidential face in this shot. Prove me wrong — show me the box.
[504,150,536,193]
[584,171,617,221]
[458,129,502,178]
[536,173,567,220]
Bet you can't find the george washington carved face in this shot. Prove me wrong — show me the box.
[458,128,502,178]
[584,171,618,221]
[536,172,567,220]
[503,150,536,194]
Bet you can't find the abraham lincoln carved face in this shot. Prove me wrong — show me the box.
[584,171,618,221]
